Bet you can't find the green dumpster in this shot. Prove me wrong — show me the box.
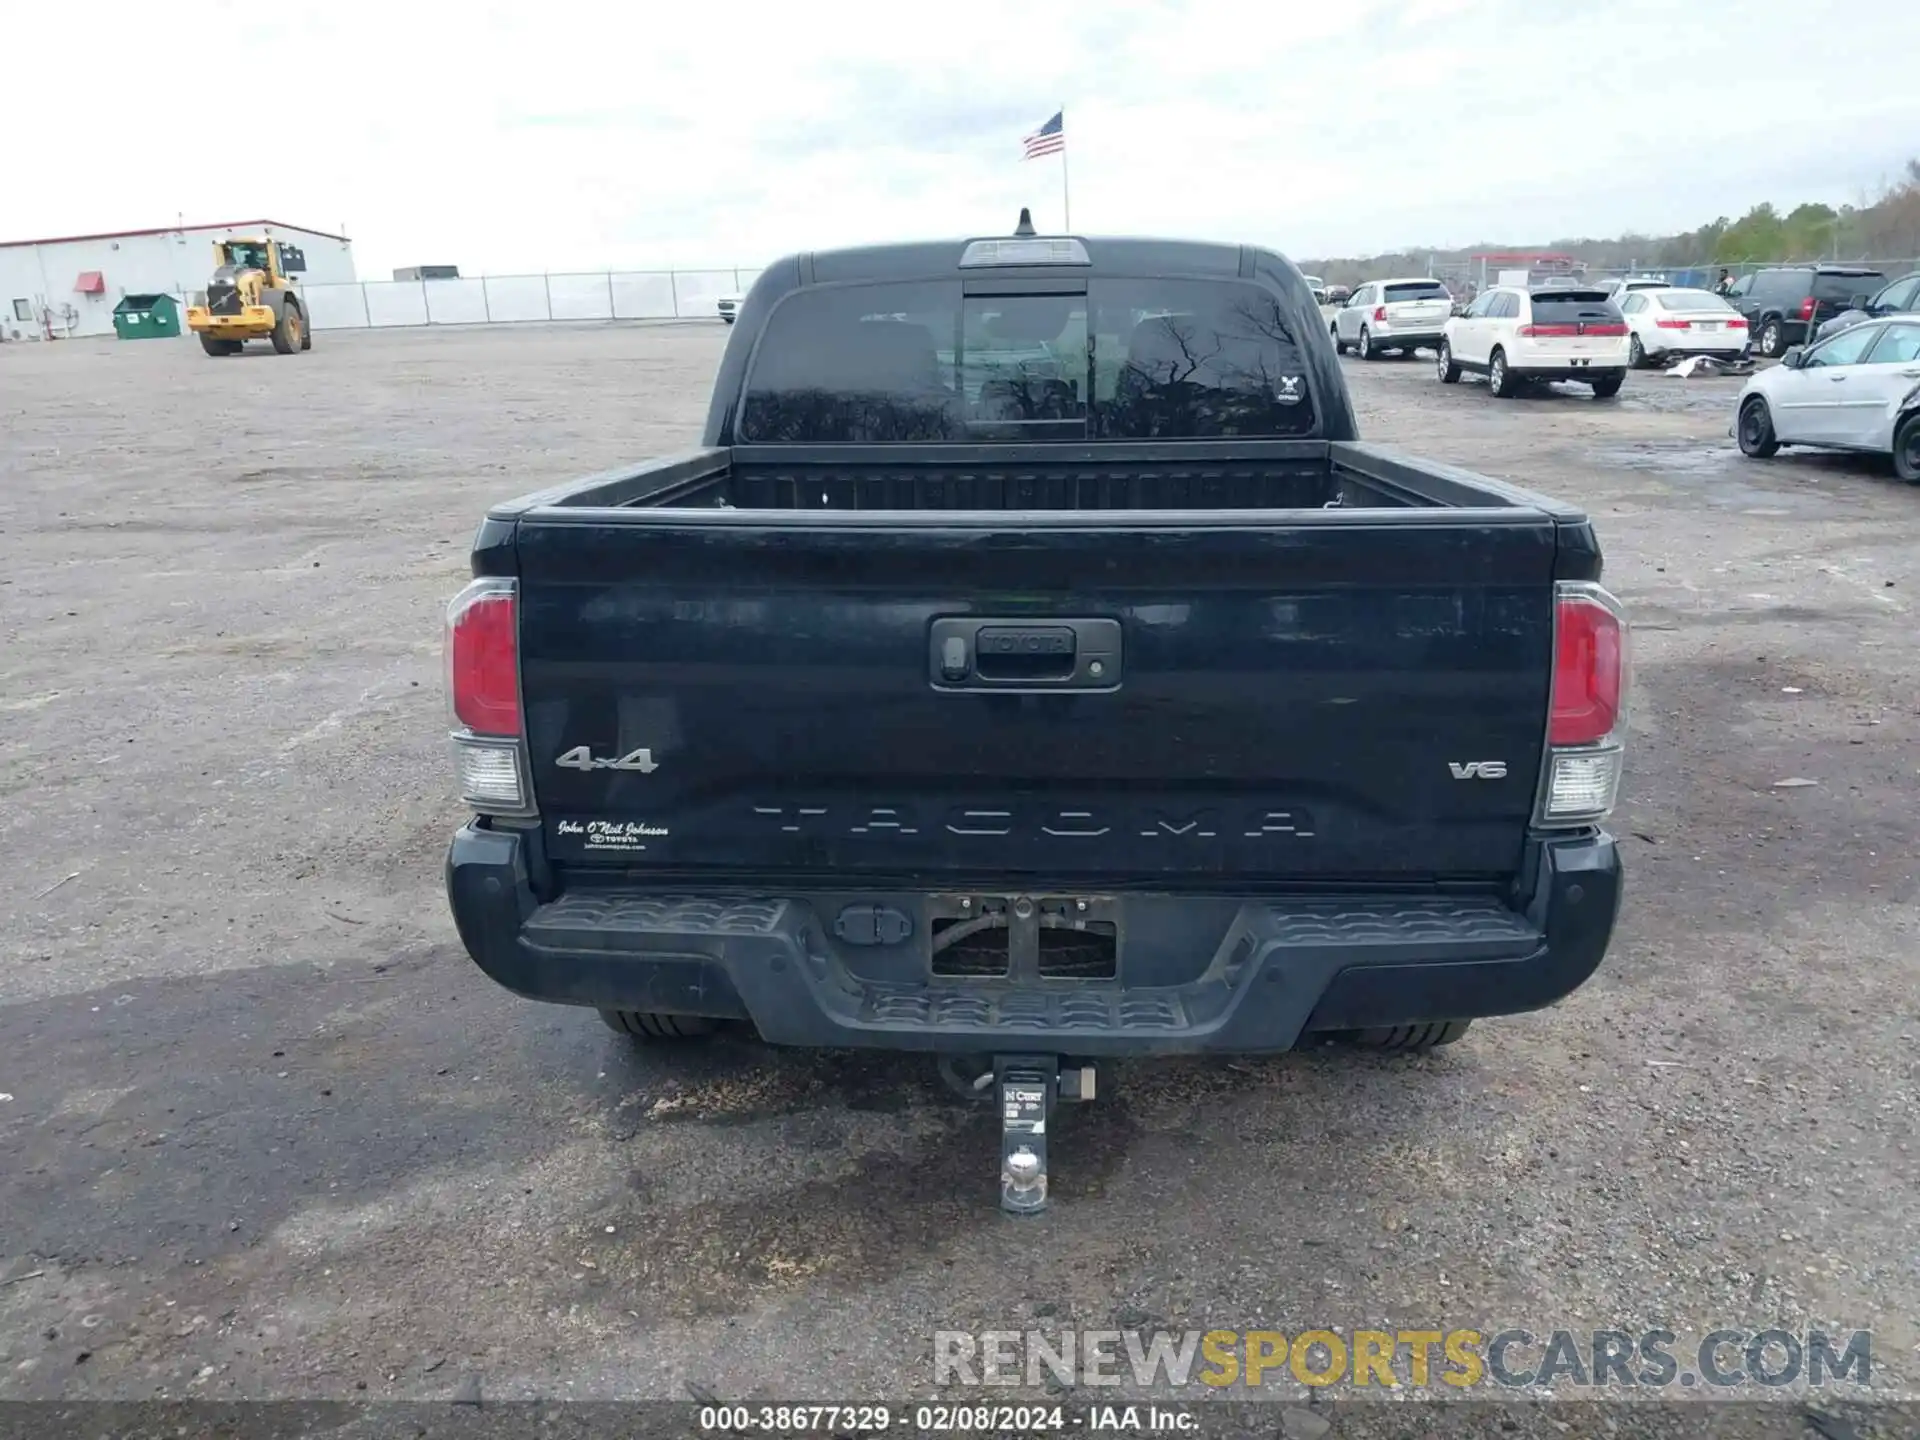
[112,293,183,340]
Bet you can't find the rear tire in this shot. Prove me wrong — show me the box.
[1591,371,1624,399]
[1358,327,1376,360]
[1893,412,1920,483]
[1349,1021,1472,1052]
[1487,348,1516,398]
[1436,339,1461,384]
[270,304,303,355]
[198,334,240,356]
[599,1009,718,1040]
[1628,334,1647,369]
[1331,322,1347,356]
[1737,396,1781,458]
[1758,317,1786,359]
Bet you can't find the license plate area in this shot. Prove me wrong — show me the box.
[929,893,1120,980]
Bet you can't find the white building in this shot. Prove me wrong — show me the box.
[0,219,357,341]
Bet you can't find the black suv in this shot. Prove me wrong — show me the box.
[1813,271,1920,341]
[1725,266,1886,357]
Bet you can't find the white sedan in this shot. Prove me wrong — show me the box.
[1734,315,1920,483]
[1600,277,1672,306]
[716,293,743,324]
[1619,288,1749,368]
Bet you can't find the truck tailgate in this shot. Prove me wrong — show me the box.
[514,512,1558,882]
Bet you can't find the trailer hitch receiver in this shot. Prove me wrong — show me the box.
[995,1054,1095,1216]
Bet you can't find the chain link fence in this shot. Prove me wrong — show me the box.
[104,256,1917,338]
[299,268,763,332]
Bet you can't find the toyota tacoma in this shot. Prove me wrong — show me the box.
[444,213,1629,1210]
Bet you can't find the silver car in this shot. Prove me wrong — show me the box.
[1734,315,1920,483]
[1331,277,1453,360]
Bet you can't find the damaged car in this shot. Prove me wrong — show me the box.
[1734,314,1920,482]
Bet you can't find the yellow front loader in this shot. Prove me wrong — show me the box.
[185,237,313,356]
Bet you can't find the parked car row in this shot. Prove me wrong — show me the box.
[1314,262,1920,482]
[1327,275,1730,392]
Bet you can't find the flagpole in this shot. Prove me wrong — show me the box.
[1060,105,1071,231]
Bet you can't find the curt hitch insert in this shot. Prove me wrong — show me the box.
[993,1054,1096,1216]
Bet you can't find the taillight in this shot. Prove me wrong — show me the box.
[1582,322,1629,336]
[1538,581,1629,826]
[446,577,530,813]
[449,580,520,734]
[1798,296,1816,321]
[1372,305,1387,322]
[1551,588,1624,744]
[1726,317,1748,329]
[1654,318,1691,330]
[1518,323,1578,337]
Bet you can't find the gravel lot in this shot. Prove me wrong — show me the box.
[2,324,1916,1422]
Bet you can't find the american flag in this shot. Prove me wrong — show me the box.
[1022,111,1065,160]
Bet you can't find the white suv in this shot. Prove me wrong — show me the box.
[1436,286,1631,398]
[1331,277,1454,360]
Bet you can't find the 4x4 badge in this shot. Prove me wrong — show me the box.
[555,746,659,773]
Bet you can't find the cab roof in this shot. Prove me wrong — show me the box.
[802,235,1254,284]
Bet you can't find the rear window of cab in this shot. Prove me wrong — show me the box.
[737,278,1319,444]
[1528,292,1622,323]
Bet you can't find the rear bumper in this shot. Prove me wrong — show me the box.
[1647,336,1749,358]
[1511,364,1628,383]
[1369,329,1444,350]
[447,826,1622,1055]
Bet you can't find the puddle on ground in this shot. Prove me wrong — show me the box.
[1589,440,1849,514]
[1618,377,1751,418]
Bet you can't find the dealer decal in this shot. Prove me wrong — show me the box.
[555,819,670,853]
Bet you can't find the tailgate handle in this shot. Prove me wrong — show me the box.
[978,626,1076,679]
[930,618,1122,691]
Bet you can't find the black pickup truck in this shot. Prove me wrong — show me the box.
[445,218,1628,1209]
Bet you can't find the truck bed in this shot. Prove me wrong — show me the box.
[494,439,1580,517]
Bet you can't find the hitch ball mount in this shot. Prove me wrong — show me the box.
[994,1054,1096,1216]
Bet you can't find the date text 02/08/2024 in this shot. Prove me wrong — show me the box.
[694,1404,1187,1432]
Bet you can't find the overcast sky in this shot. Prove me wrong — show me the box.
[8,0,1919,277]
